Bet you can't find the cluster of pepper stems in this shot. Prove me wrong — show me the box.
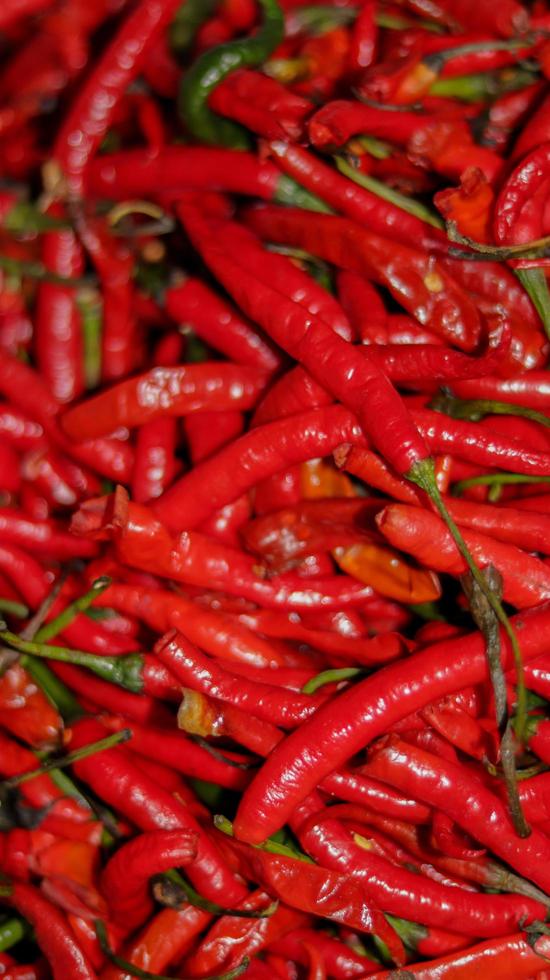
[2,0,550,977]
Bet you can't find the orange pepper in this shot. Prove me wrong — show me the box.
[37,840,99,890]
[333,541,441,604]
[435,167,495,242]
[300,458,357,499]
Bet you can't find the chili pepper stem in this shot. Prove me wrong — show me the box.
[0,630,144,693]
[35,576,112,643]
[515,268,550,342]
[155,870,278,918]
[20,656,83,723]
[408,460,528,745]
[336,156,444,230]
[1,729,131,789]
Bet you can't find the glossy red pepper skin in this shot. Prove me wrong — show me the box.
[377,502,550,608]
[412,407,550,475]
[494,143,550,268]
[87,146,288,201]
[366,736,550,893]
[154,405,365,531]
[374,932,550,979]
[94,579,300,668]
[7,882,97,980]
[155,629,324,727]
[209,70,311,140]
[513,90,550,161]
[75,489,376,611]
[35,207,84,405]
[0,729,88,821]
[290,793,545,937]
[178,201,437,482]
[267,140,448,253]
[309,100,436,149]
[54,0,185,195]
[244,205,481,350]
[233,602,550,844]
[100,829,198,931]
[61,363,270,439]
[167,276,281,372]
[70,717,248,907]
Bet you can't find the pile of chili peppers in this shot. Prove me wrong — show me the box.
[3,0,550,977]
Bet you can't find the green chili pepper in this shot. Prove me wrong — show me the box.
[179,0,284,149]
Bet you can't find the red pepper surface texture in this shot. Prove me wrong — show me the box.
[3,0,550,978]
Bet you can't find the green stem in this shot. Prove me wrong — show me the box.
[274,174,333,214]
[20,574,66,642]
[302,667,362,694]
[0,630,144,693]
[430,393,550,429]
[3,203,69,234]
[0,255,90,288]
[409,460,528,747]
[35,577,111,643]
[179,0,284,149]
[516,268,550,343]
[447,223,550,260]
[20,656,83,723]
[95,920,249,980]
[0,599,29,619]
[77,288,102,390]
[336,156,444,229]
[452,473,550,497]
[351,135,393,160]
[214,815,313,862]
[156,870,278,918]
[0,917,26,952]
[430,68,537,102]
[1,730,131,789]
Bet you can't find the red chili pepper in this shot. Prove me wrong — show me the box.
[70,717,249,907]
[233,601,550,844]
[366,734,550,893]
[290,792,544,938]
[0,0,54,29]
[376,502,550,608]
[243,204,481,350]
[54,0,184,196]
[268,927,372,979]
[374,932,550,979]
[35,208,84,405]
[94,579,303,669]
[101,713,251,791]
[99,906,211,980]
[209,70,311,140]
[75,488,376,610]
[0,728,88,821]
[181,891,309,978]
[266,140,448,252]
[435,0,530,36]
[61,362,270,440]
[151,404,365,531]
[155,628,325,727]
[494,143,550,268]
[412,407,550,474]
[166,276,281,371]
[2,882,97,980]
[100,829,198,931]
